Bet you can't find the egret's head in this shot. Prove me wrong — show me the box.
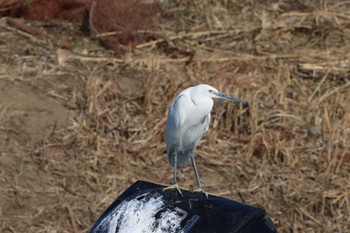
[196,84,247,104]
[197,84,219,98]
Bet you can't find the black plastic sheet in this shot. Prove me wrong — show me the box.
[90,180,278,233]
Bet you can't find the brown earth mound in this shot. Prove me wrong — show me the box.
[0,0,159,50]
[0,0,89,21]
[89,0,159,49]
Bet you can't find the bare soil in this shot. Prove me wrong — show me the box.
[0,1,350,232]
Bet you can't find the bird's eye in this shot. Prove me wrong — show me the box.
[208,90,213,93]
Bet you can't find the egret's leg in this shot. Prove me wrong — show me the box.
[191,155,209,198]
[173,152,177,184]
[190,156,202,189]
[163,152,183,195]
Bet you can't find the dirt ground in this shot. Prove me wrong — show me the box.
[0,1,350,233]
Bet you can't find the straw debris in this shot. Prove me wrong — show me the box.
[0,1,349,232]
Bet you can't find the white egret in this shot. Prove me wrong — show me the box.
[165,84,246,193]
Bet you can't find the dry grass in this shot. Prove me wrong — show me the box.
[0,0,350,232]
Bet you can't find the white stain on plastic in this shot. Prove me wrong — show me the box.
[93,194,184,233]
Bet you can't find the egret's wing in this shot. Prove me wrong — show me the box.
[171,94,189,129]
[166,94,191,152]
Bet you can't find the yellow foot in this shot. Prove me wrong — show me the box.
[193,188,209,198]
[163,184,186,196]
